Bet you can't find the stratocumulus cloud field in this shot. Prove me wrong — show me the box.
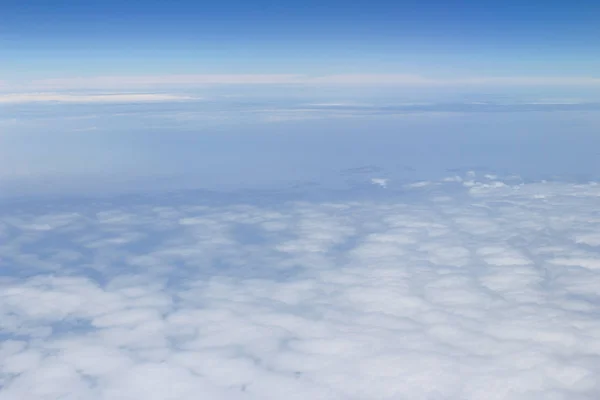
[2,174,600,399]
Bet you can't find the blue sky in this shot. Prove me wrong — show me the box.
[2,0,600,80]
[2,0,600,196]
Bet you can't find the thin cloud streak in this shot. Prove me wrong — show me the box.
[4,74,600,91]
[0,93,197,104]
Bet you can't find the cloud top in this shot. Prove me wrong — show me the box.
[1,175,600,399]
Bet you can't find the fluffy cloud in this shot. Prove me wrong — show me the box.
[1,175,600,399]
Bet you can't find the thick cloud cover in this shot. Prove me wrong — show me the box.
[1,174,600,399]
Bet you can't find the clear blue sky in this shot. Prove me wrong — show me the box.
[2,0,600,79]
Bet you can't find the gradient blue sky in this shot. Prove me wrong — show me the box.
[3,0,600,197]
[2,0,600,80]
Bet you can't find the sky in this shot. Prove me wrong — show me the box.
[2,0,600,81]
[2,1,600,399]
[2,0,600,193]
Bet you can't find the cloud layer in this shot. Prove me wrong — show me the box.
[3,74,600,92]
[1,175,600,399]
[0,93,196,104]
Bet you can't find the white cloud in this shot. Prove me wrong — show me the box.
[16,75,305,91]
[370,178,389,188]
[307,74,433,85]
[4,74,600,91]
[0,93,196,104]
[446,76,600,86]
[1,175,600,399]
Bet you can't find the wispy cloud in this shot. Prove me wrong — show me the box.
[18,75,305,91]
[4,74,600,92]
[449,76,600,86]
[0,93,196,104]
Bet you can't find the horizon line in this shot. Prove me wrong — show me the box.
[2,74,600,92]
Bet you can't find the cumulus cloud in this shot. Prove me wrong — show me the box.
[1,175,600,399]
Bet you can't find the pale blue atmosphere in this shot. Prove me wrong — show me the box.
[2,1,600,399]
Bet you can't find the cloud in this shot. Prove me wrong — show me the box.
[0,93,196,104]
[370,178,389,188]
[4,74,600,92]
[307,74,434,85]
[17,75,306,91]
[444,76,600,86]
[1,175,600,399]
